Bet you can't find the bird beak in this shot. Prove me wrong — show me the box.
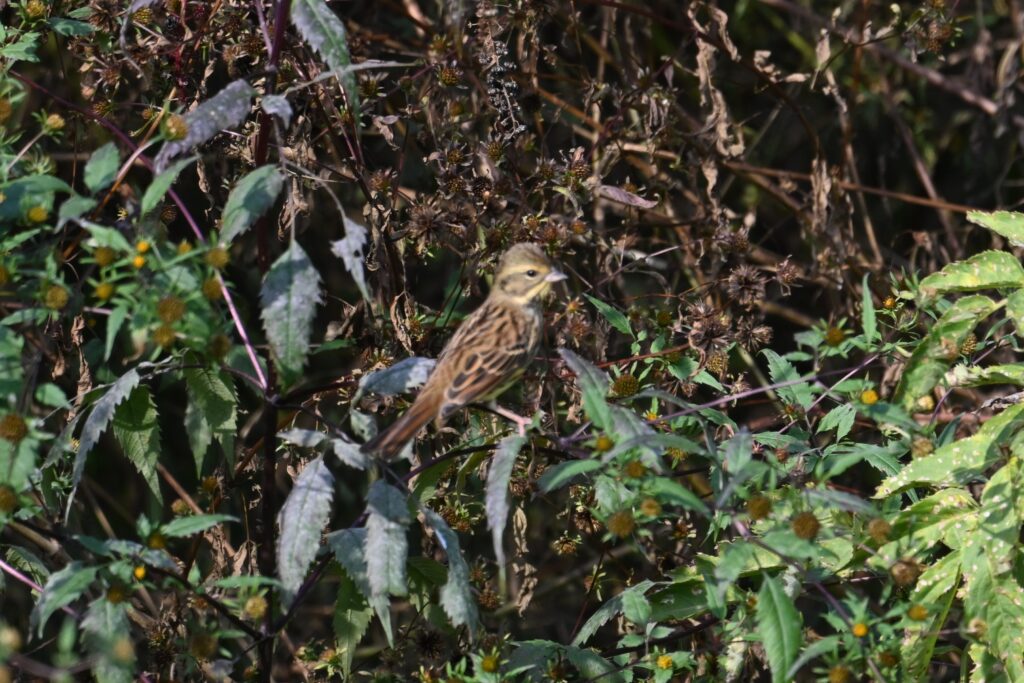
[545,270,567,283]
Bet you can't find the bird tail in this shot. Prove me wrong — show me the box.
[361,395,438,461]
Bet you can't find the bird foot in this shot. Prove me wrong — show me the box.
[488,402,534,436]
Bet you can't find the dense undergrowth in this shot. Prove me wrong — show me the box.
[2,0,1024,681]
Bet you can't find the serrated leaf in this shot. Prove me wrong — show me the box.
[862,273,877,345]
[260,240,323,384]
[875,403,1024,497]
[330,437,369,469]
[326,528,393,645]
[30,562,98,635]
[584,294,632,336]
[161,513,237,538]
[968,210,1024,246]
[365,481,410,598]
[894,295,997,411]
[621,588,651,626]
[762,350,813,409]
[278,456,335,596]
[572,580,653,646]
[538,459,603,492]
[82,597,133,683]
[70,369,141,515]
[919,250,1024,297]
[757,574,802,683]
[333,572,373,676]
[111,386,162,503]
[423,508,479,636]
[84,142,120,193]
[103,304,128,361]
[817,403,855,441]
[290,0,360,114]
[141,156,196,216]
[353,357,436,401]
[184,366,237,475]
[485,435,526,588]
[330,212,370,301]
[221,165,285,243]
[559,348,612,430]
[154,80,256,171]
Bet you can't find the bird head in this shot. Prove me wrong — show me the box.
[491,243,566,305]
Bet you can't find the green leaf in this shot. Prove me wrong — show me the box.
[757,574,802,683]
[538,459,603,493]
[277,455,335,596]
[861,273,877,345]
[49,17,95,35]
[365,481,411,598]
[111,386,162,503]
[84,142,120,193]
[30,562,98,635]
[968,210,1024,246]
[761,350,813,409]
[948,363,1024,388]
[0,31,40,62]
[646,477,710,515]
[584,294,632,336]
[484,435,526,589]
[290,0,360,115]
[153,80,256,171]
[326,528,393,645]
[1007,289,1024,339]
[919,250,1024,297]
[559,348,612,430]
[161,513,237,538]
[140,156,196,216]
[817,403,855,441]
[333,572,373,677]
[71,369,142,514]
[58,195,97,227]
[221,165,285,243]
[260,240,323,385]
[875,403,1024,496]
[621,587,652,626]
[422,508,480,636]
[82,598,132,682]
[572,580,654,646]
[184,366,237,475]
[893,295,997,412]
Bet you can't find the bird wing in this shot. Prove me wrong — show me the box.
[435,299,538,416]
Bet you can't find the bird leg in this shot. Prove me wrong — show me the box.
[487,402,534,436]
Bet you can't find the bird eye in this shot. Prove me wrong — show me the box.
[526,269,538,277]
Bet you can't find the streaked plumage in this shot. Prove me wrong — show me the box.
[362,243,565,460]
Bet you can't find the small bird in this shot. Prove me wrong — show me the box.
[362,243,566,460]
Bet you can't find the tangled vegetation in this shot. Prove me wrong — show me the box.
[2,0,1024,681]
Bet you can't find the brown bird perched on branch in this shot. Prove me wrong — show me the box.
[362,243,566,460]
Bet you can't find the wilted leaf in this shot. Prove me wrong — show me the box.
[596,184,658,208]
